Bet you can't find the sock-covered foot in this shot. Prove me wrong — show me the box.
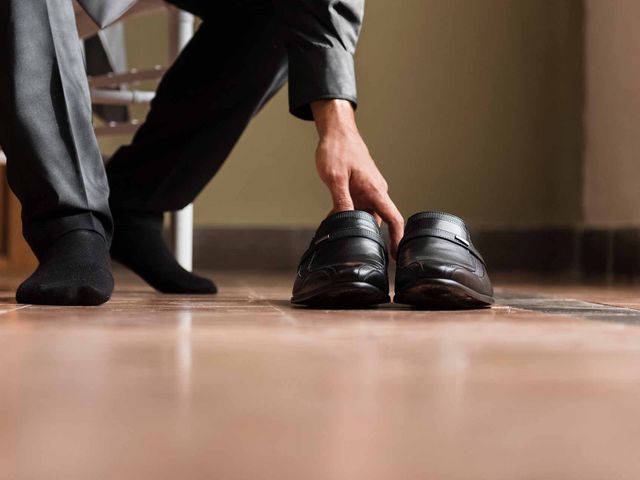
[16,230,114,306]
[111,211,216,294]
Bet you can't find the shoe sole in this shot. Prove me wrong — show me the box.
[394,278,494,310]
[291,281,390,309]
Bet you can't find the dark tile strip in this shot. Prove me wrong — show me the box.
[499,293,640,325]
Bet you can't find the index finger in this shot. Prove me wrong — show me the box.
[371,190,404,260]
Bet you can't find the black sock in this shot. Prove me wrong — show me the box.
[111,211,216,294]
[16,230,114,306]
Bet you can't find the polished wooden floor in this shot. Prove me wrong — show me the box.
[2,272,640,480]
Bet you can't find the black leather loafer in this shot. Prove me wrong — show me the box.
[394,212,494,309]
[291,211,390,308]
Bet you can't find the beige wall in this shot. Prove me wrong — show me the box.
[584,0,640,227]
[102,0,584,228]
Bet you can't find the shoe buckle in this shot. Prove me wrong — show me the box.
[455,235,470,247]
[314,234,330,245]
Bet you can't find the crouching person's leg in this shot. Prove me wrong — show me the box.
[0,0,114,305]
[105,4,287,294]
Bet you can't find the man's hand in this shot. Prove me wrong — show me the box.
[310,99,404,258]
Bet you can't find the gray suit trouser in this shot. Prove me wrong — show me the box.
[0,0,288,257]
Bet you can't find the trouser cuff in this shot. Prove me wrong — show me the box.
[24,212,112,259]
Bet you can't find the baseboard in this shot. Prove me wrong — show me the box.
[190,225,640,279]
[192,226,315,272]
[579,229,640,280]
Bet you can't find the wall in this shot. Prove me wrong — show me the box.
[101,0,584,229]
[584,0,640,227]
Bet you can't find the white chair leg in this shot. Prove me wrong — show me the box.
[169,9,195,271]
[177,10,195,51]
[173,204,194,271]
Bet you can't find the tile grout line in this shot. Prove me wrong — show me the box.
[0,305,32,315]
[238,280,299,326]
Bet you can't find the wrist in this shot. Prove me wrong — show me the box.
[310,99,358,138]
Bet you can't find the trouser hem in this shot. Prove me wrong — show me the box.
[25,212,110,259]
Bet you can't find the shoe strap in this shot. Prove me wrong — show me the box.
[321,210,378,224]
[399,227,486,265]
[300,227,386,265]
[316,211,379,237]
[405,212,469,239]
[406,211,467,228]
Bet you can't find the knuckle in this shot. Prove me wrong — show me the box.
[325,169,346,185]
[332,190,352,205]
[375,187,389,199]
[334,192,350,203]
[369,182,385,195]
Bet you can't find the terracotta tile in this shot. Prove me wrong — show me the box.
[2,273,640,479]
